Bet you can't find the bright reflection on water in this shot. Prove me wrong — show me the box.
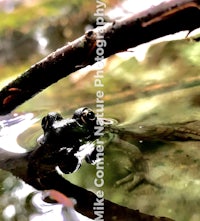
[3,204,16,219]
[0,113,39,153]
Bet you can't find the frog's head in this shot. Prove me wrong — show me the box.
[38,107,98,146]
[36,107,113,174]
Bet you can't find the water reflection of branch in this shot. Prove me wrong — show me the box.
[0,0,200,114]
[104,75,200,106]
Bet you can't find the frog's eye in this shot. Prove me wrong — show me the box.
[73,107,96,125]
[81,109,96,124]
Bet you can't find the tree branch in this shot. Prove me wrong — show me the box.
[0,0,199,114]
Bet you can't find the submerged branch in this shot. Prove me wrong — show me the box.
[109,120,200,143]
[0,0,200,114]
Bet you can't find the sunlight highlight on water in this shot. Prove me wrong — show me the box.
[0,113,39,153]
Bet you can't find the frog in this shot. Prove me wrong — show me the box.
[32,106,154,191]
[35,107,103,175]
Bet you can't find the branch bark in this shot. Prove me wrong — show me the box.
[0,0,199,114]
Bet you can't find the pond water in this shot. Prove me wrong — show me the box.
[1,38,200,221]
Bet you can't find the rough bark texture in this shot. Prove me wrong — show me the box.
[0,0,199,114]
